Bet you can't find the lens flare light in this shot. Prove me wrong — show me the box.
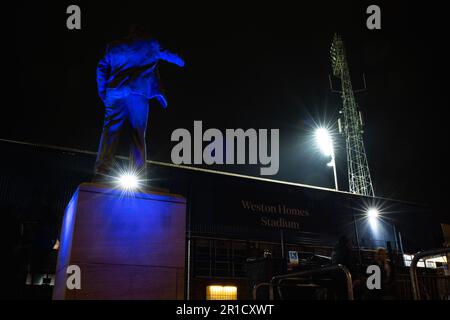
[315,127,334,157]
[118,173,139,190]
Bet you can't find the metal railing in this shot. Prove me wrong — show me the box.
[410,247,450,300]
[396,273,449,300]
[253,281,322,300]
[253,282,270,300]
[257,264,354,300]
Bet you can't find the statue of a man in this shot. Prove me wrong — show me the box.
[93,26,185,182]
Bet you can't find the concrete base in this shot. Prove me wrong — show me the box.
[53,183,186,300]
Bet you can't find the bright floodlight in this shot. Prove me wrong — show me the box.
[315,128,334,157]
[367,208,379,218]
[118,173,139,190]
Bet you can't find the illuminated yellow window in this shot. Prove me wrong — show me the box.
[206,285,237,300]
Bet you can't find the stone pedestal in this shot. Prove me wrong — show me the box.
[53,183,186,299]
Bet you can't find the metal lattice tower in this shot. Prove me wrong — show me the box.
[330,34,375,197]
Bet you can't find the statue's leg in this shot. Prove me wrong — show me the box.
[127,94,149,182]
[93,99,127,181]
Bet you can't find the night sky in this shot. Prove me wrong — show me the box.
[10,1,448,222]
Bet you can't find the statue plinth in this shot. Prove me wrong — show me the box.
[53,183,186,299]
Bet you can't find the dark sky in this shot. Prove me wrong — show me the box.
[10,1,448,222]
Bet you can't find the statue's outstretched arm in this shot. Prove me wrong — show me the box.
[96,47,111,102]
[156,42,185,67]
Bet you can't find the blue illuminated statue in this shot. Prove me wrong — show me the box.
[93,26,185,181]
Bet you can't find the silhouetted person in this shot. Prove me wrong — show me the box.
[330,235,358,299]
[331,235,357,274]
[93,25,185,181]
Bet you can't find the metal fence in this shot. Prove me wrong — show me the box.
[396,273,450,300]
[409,247,450,300]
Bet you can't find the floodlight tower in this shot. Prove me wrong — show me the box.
[330,34,375,197]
